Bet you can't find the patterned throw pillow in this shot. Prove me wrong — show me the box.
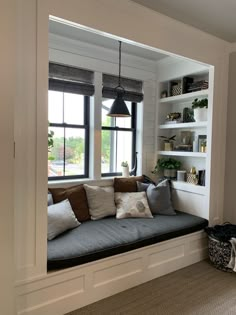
[115,192,153,219]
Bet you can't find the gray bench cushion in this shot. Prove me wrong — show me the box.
[47,211,208,270]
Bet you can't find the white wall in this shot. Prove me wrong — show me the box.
[0,1,16,314]
[224,50,236,223]
[10,0,230,312]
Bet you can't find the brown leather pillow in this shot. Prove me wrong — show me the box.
[48,185,90,222]
[114,176,144,192]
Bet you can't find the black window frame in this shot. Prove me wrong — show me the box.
[48,90,90,180]
[101,102,137,177]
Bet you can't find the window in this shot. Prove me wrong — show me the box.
[101,99,137,176]
[48,63,94,180]
[48,63,143,180]
[48,90,90,179]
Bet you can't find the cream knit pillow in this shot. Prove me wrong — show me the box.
[84,185,116,220]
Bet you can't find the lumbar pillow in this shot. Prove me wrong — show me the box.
[115,192,153,219]
[137,179,176,216]
[84,185,116,220]
[114,176,144,192]
[49,185,90,222]
[47,199,80,240]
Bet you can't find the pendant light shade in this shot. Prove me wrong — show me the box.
[107,41,131,117]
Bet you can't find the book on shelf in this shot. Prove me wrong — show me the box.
[187,80,208,92]
[182,76,194,94]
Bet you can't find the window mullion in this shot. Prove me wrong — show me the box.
[63,92,66,176]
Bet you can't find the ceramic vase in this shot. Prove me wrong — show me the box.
[163,169,177,179]
[193,108,208,122]
[122,166,129,177]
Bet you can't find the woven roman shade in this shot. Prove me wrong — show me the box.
[49,63,94,96]
[102,74,143,103]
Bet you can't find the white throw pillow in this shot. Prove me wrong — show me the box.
[115,192,153,219]
[47,199,80,240]
[84,185,116,220]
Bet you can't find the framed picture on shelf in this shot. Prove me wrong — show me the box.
[198,170,206,186]
[198,135,207,153]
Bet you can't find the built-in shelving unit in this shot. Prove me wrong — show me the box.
[159,89,209,105]
[159,121,207,129]
[157,68,210,202]
[171,180,206,195]
[158,150,207,158]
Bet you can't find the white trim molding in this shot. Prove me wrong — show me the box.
[16,231,207,315]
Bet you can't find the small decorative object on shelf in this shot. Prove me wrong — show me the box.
[192,135,198,152]
[177,170,186,182]
[174,144,192,152]
[192,98,208,122]
[170,81,182,96]
[180,131,192,145]
[152,157,181,179]
[121,161,129,177]
[200,140,207,153]
[183,107,195,123]
[198,170,206,186]
[159,135,176,151]
[186,166,198,184]
[165,112,181,124]
[174,131,193,151]
[198,135,207,152]
[161,90,168,98]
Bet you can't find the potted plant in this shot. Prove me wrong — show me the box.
[48,129,54,153]
[152,157,181,179]
[121,161,129,177]
[192,98,208,122]
[159,135,176,151]
[48,124,54,162]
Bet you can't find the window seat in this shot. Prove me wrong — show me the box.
[47,211,208,270]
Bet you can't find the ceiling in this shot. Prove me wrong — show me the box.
[49,20,169,62]
[131,0,236,43]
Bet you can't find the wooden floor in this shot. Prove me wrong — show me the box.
[66,260,236,315]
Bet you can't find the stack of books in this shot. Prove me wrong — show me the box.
[188,80,208,92]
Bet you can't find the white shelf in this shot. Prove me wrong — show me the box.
[158,151,207,158]
[159,89,209,105]
[159,121,207,129]
[171,180,206,195]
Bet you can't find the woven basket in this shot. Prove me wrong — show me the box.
[208,236,232,272]
[171,84,182,96]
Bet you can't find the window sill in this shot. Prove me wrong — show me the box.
[48,177,114,188]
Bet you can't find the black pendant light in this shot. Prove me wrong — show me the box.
[107,41,131,117]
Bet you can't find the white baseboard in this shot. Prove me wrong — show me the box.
[16,231,208,315]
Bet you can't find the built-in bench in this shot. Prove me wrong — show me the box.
[48,211,208,270]
[30,177,209,315]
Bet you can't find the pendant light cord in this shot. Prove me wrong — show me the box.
[118,41,121,87]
